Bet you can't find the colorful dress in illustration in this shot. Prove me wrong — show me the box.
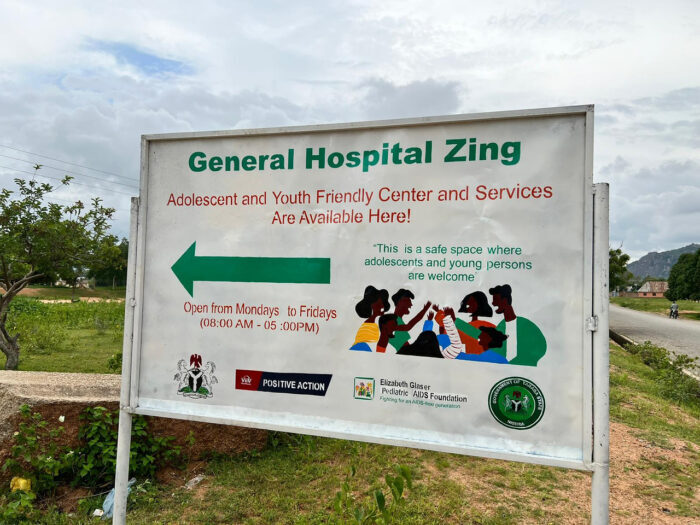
[350,285,390,352]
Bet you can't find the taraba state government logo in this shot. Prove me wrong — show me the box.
[488,377,545,430]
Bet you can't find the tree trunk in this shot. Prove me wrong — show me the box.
[0,272,42,370]
[0,331,20,370]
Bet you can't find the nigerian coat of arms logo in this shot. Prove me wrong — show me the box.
[174,354,218,399]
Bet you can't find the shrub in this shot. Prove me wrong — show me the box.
[107,352,122,372]
[0,490,38,523]
[74,407,182,489]
[1,405,74,496]
[625,341,700,404]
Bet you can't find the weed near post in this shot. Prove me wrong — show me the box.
[333,464,413,524]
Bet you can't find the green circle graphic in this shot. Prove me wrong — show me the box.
[488,377,545,430]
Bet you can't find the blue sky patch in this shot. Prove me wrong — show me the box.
[88,39,192,76]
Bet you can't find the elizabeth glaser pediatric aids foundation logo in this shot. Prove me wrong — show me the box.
[488,377,545,430]
[354,377,375,400]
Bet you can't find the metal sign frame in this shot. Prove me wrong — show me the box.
[113,106,609,524]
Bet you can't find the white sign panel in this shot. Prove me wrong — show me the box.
[131,107,594,469]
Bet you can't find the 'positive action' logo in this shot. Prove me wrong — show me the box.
[488,377,545,430]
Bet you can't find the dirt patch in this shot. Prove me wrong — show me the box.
[608,422,698,523]
[0,371,268,472]
[146,415,268,458]
[49,485,94,514]
[0,401,120,467]
[155,460,208,486]
[424,421,698,524]
[440,458,590,524]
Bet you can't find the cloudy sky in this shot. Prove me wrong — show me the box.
[1,0,698,260]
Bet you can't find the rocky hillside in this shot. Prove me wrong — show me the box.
[628,243,700,279]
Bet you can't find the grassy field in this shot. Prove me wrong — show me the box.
[610,296,700,321]
[1,297,123,373]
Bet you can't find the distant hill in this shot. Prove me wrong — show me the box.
[628,243,700,279]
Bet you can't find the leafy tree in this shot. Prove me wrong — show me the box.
[0,178,115,369]
[609,248,633,292]
[666,249,700,300]
[88,237,128,288]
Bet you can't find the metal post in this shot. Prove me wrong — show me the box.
[113,198,140,524]
[591,183,610,524]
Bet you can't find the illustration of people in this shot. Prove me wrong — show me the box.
[349,285,390,352]
[455,326,509,363]
[432,305,508,362]
[488,284,547,366]
[355,381,372,398]
[435,306,467,359]
[348,284,546,365]
[388,289,432,351]
[436,291,496,355]
[378,312,444,358]
[456,291,497,353]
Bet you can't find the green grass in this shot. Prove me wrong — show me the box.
[610,345,700,445]
[632,454,700,515]
[16,329,122,373]
[120,438,583,525]
[611,296,700,320]
[1,297,124,373]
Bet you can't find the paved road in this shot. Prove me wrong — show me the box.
[609,304,700,361]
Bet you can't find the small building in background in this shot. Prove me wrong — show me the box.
[635,280,668,298]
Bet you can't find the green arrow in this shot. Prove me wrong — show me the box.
[171,241,331,297]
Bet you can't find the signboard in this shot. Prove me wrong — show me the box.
[125,107,600,471]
